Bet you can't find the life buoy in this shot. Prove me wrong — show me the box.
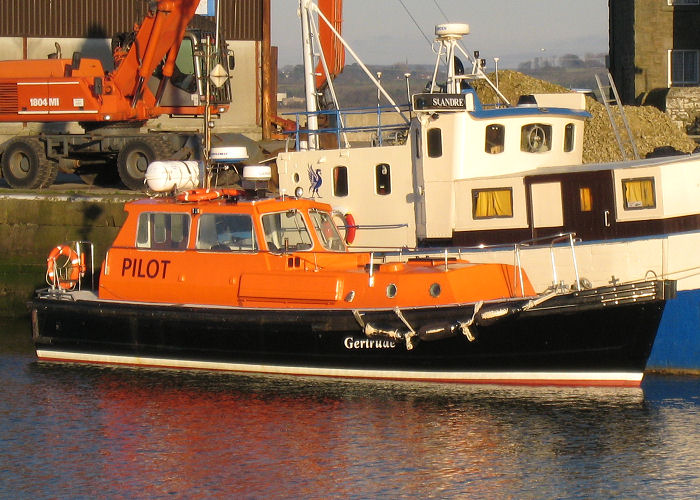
[46,245,81,290]
[176,188,222,202]
[344,213,357,244]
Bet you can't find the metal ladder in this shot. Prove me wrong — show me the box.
[595,71,640,161]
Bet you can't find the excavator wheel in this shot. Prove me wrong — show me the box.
[117,137,173,191]
[1,137,58,189]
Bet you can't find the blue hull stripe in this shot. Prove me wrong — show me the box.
[647,289,700,371]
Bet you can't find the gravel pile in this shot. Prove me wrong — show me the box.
[473,70,698,163]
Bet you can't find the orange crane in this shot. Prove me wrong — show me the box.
[0,0,231,190]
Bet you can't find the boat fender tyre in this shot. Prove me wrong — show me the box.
[344,213,357,244]
[117,137,173,191]
[46,245,81,290]
[1,137,57,189]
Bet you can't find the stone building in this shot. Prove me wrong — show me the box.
[609,0,700,134]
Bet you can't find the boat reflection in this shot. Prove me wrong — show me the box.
[24,363,663,497]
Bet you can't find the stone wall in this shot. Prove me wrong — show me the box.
[666,87,700,135]
[0,194,133,316]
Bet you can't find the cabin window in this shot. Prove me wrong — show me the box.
[427,128,443,158]
[472,188,513,219]
[309,209,346,252]
[622,177,656,210]
[579,187,593,212]
[136,212,190,250]
[485,124,505,154]
[261,209,313,252]
[196,214,257,252]
[375,163,391,195]
[521,123,552,153]
[333,166,348,197]
[564,123,575,152]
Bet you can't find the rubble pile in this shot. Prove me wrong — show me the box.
[473,70,698,163]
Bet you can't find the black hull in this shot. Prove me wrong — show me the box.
[30,280,674,386]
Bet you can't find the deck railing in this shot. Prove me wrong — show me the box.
[282,105,411,150]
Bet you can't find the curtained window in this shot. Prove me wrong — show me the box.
[579,187,592,212]
[622,178,656,209]
[473,188,513,219]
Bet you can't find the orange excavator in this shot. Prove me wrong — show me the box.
[0,0,231,190]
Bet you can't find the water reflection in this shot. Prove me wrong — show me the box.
[1,318,699,498]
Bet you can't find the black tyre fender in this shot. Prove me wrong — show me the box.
[0,137,57,189]
[117,137,172,191]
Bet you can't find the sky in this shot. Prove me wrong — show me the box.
[270,0,609,69]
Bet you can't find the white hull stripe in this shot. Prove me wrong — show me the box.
[18,110,98,115]
[36,350,644,386]
[17,81,81,86]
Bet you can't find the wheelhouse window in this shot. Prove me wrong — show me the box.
[622,177,656,210]
[375,163,391,195]
[669,50,699,86]
[261,209,313,252]
[521,123,552,153]
[309,209,346,252]
[333,166,348,197]
[564,123,575,152]
[427,128,443,158]
[472,188,513,219]
[196,214,257,251]
[485,124,505,154]
[136,212,190,250]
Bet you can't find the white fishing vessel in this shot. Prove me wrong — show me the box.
[273,0,700,372]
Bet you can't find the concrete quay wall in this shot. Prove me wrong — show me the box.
[0,192,135,317]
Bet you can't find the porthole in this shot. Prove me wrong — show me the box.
[429,283,441,297]
[293,173,300,183]
[386,283,397,298]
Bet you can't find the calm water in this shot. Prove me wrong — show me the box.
[1,318,699,499]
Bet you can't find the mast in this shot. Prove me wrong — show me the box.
[300,0,319,149]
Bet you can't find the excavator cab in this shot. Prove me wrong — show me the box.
[148,29,232,114]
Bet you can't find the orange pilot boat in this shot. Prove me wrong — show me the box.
[30,166,675,387]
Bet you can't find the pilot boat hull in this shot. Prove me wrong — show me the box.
[31,279,672,387]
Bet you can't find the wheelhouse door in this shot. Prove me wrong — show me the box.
[527,170,617,242]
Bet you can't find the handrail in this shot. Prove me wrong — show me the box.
[361,232,581,298]
[282,105,411,151]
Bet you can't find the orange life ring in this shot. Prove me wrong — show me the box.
[344,213,357,244]
[46,245,81,290]
[176,188,222,202]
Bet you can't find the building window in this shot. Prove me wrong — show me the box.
[564,123,575,152]
[427,128,442,158]
[579,187,592,212]
[136,212,190,249]
[485,124,505,154]
[333,166,348,197]
[521,124,552,153]
[472,188,513,219]
[376,163,391,195]
[622,178,656,210]
[670,50,699,86]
